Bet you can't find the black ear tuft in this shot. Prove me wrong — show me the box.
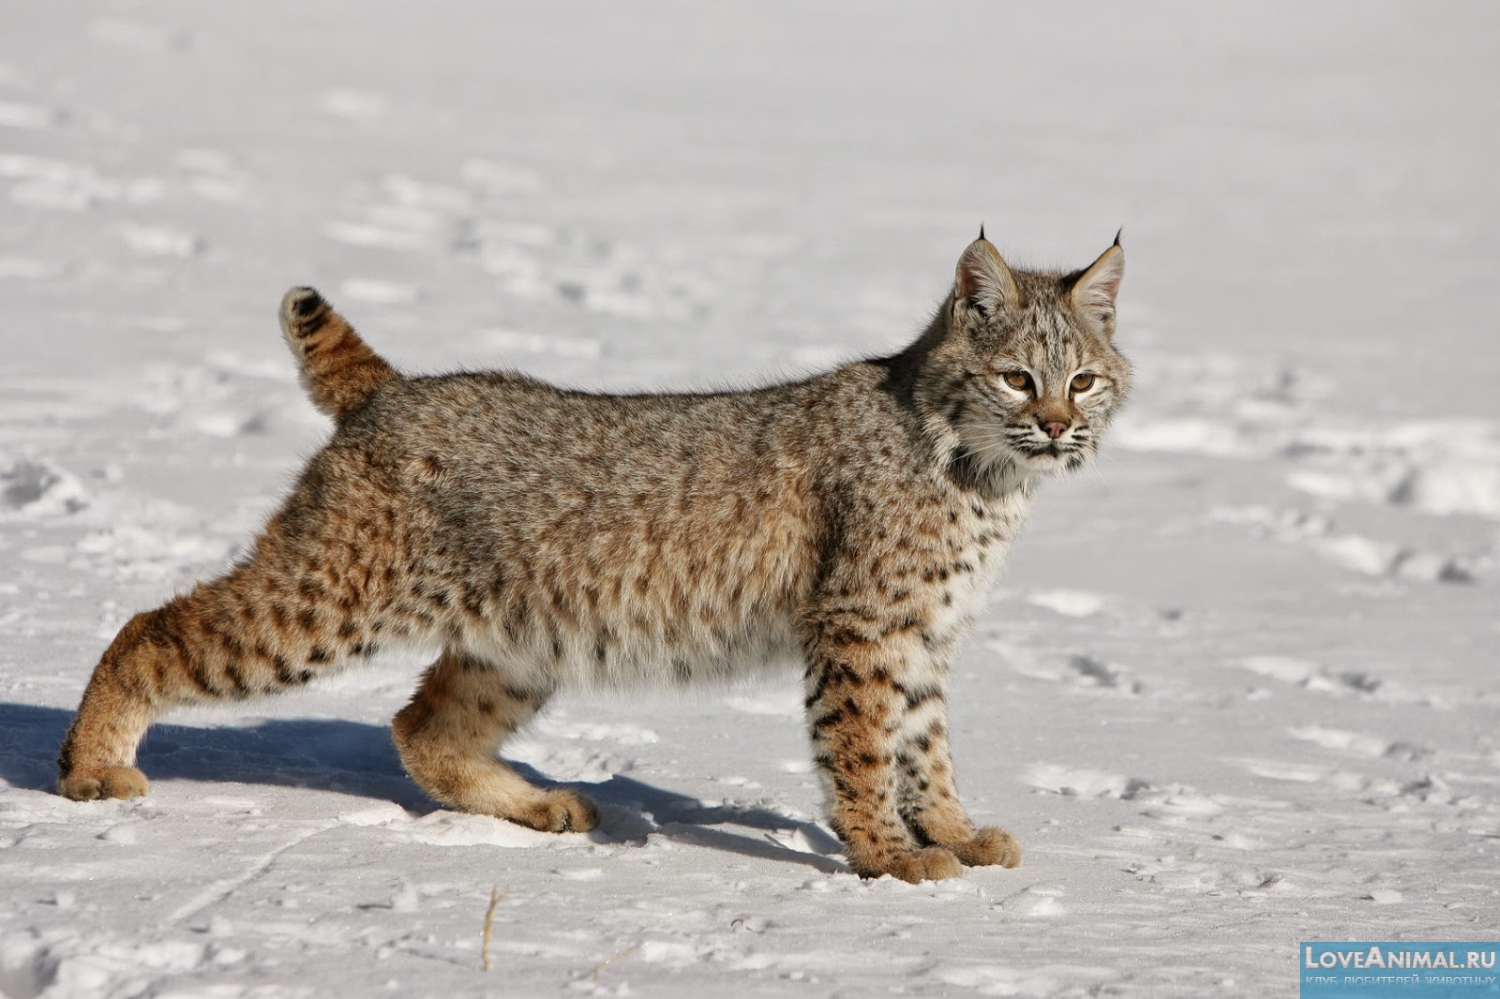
[978,222,986,242]
[1113,227,1123,248]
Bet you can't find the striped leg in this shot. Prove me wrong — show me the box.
[58,469,415,801]
[57,566,392,800]
[391,650,598,833]
[804,639,963,883]
[893,683,1021,868]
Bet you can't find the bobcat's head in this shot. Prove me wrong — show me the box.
[919,232,1131,490]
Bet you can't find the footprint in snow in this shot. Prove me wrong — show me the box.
[1239,656,1397,700]
[1023,763,1152,800]
[1288,725,1428,760]
[1,458,88,515]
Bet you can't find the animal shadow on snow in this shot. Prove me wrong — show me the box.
[0,702,845,874]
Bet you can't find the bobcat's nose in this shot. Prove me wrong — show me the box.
[1042,421,1069,440]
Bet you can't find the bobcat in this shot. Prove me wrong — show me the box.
[57,231,1129,883]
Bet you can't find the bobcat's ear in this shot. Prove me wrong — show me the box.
[954,235,1019,316]
[1070,239,1125,334]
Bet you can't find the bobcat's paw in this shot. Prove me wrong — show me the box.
[57,765,150,801]
[853,845,964,883]
[950,825,1023,868]
[511,788,600,834]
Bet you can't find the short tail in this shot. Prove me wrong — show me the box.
[279,287,399,422]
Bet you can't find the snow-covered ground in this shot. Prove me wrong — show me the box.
[3,3,1498,996]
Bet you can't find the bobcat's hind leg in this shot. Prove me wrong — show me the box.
[57,572,388,801]
[59,462,410,801]
[392,650,598,833]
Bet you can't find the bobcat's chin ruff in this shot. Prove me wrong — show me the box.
[59,230,1129,884]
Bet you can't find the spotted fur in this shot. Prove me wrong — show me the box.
[57,234,1130,882]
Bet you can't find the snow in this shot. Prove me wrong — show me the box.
[3,2,1498,997]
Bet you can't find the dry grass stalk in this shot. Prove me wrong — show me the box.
[591,944,639,983]
[480,885,506,972]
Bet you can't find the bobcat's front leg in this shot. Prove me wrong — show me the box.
[804,635,963,883]
[893,682,1021,868]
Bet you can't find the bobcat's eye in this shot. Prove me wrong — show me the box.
[1070,373,1096,393]
[1002,371,1033,392]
